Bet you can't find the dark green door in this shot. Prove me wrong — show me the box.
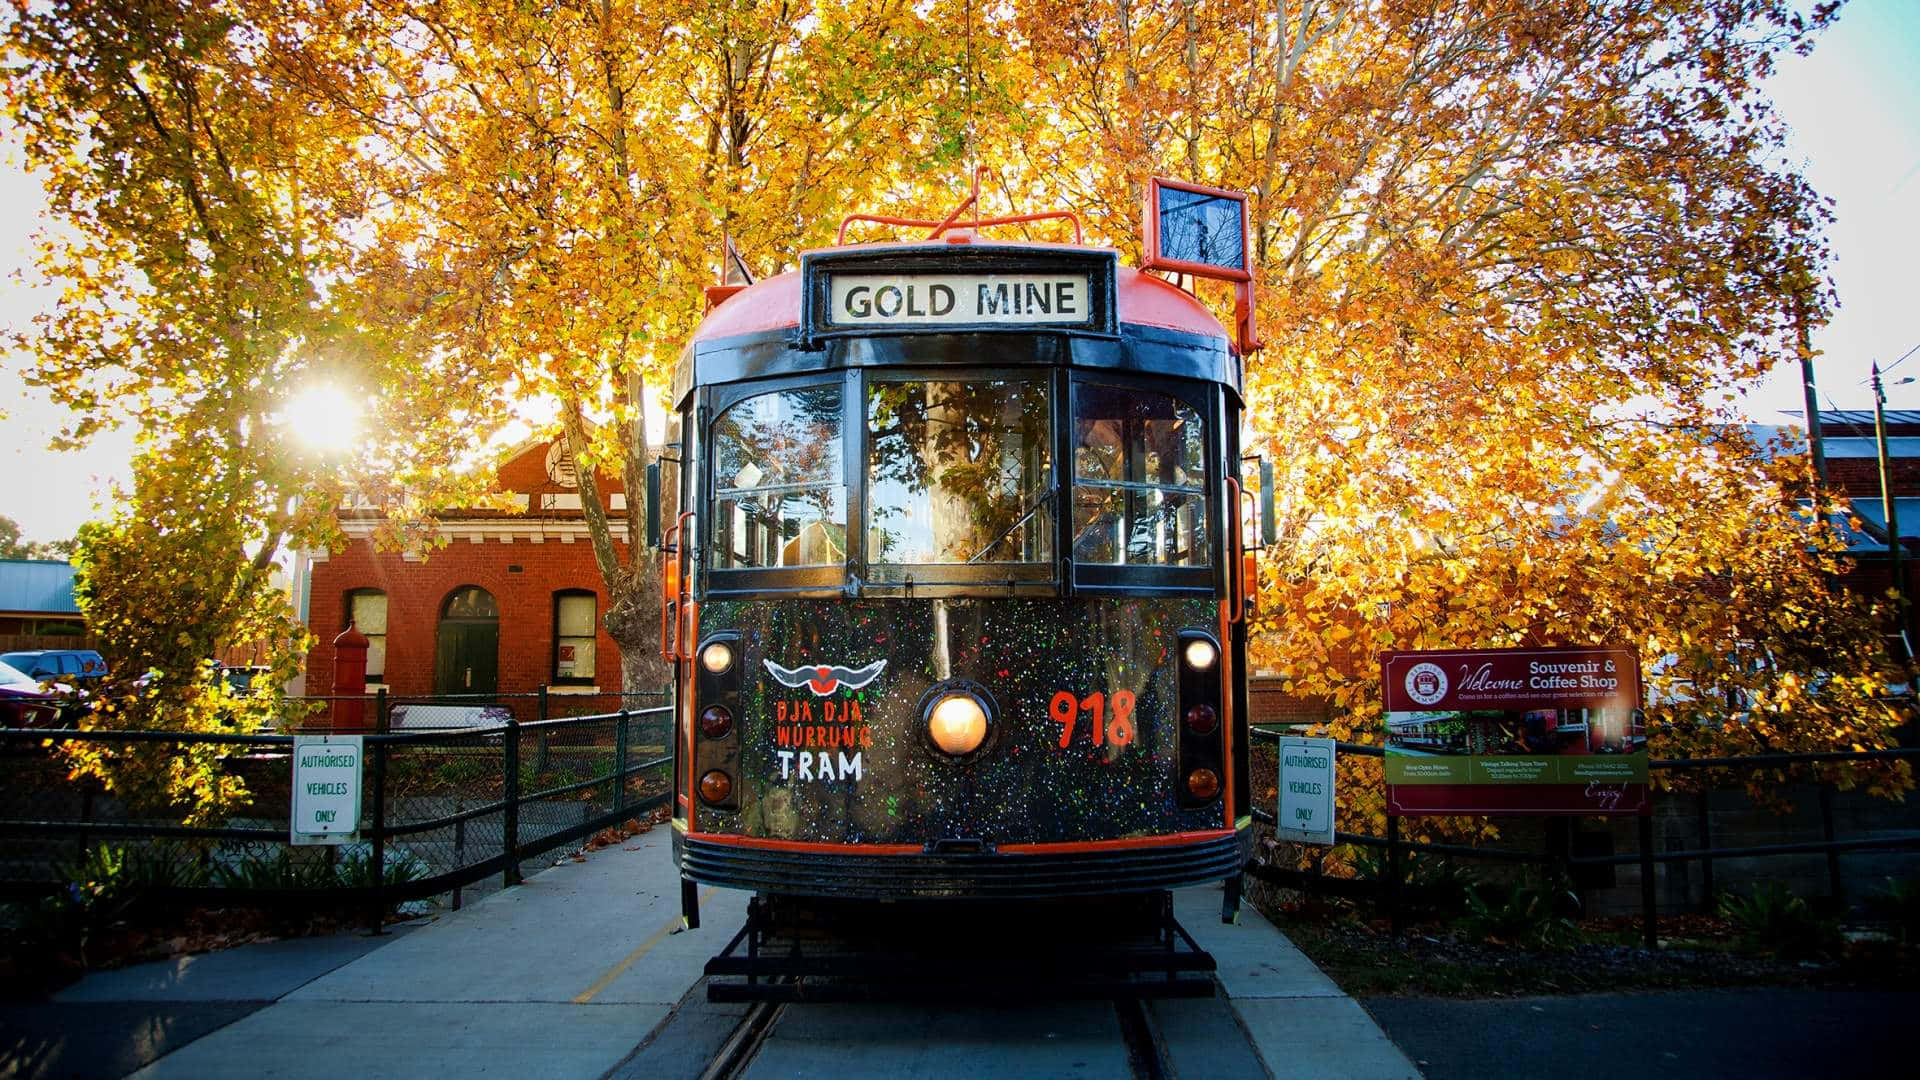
[435,586,500,694]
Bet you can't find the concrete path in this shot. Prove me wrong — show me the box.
[117,826,746,1079]
[11,831,1420,1079]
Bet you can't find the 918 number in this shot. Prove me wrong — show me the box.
[1049,690,1136,749]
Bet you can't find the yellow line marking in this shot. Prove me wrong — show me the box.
[573,888,716,1004]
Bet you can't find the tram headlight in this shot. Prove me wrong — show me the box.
[927,693,989,756]
[1183,638,1218,670]
[700,640,735,674]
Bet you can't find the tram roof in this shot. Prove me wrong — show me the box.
[675,240,1238,405]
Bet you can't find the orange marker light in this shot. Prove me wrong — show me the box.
[1186,768,1220,800]
[699,770,733,804]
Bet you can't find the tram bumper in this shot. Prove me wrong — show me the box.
[674,829,1248,901]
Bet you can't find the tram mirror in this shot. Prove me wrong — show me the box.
[645,461,663,548]
[1142,178,1251,282]
[1260,458,1277,547]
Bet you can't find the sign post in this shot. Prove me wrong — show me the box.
[1276,736,1337,845]
[291,734,363,845]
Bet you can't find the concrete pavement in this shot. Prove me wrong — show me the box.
[9,830,1423,1078]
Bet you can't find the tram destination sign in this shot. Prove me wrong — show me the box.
[291,734,362,845]
[1381,647,1648,816]
[825,272,1095,329]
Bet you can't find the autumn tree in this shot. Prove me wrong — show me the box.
[329,0,1001,692]
[2,0,509,815]
[998,0,1907,804]
[0,515,73,560]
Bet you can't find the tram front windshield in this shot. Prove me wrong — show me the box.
[867,377,1052,567]
[707,375,1210,582]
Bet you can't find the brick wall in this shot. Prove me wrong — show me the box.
[306,532,632,697]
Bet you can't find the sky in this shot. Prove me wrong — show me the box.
[1,1,1917,546]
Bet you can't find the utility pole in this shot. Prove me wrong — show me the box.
[1797,297,1827,485]
[1872,362,1912,663]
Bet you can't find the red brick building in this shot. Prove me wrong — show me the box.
[299,438,631,699]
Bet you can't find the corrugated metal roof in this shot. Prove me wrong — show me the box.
[0,560,79,615]
[1782,410,1920,426]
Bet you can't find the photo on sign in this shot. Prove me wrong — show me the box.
[1385,707,1646,758]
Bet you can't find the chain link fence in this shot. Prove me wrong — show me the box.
[0,690,675,925]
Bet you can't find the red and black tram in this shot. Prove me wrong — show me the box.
[659,183,1261,920]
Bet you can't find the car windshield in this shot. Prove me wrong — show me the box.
[0,660,41,691]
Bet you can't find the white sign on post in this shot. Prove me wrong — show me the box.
[1277,736,1336,845]
[291,735,362,845]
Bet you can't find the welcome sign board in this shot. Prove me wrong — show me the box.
[1381,647,1648,816]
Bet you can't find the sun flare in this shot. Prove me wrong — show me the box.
[284,384,361,452]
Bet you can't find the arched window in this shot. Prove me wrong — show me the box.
[553,590,597,685]
[435,586,498,694]
[345,588,388,683]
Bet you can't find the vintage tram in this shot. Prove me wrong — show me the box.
[659,182,1264,924]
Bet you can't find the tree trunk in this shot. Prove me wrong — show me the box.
[605,562,670,698]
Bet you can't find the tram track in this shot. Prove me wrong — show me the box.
[694,988,1174,1080]
[696,994,785,1080]
[1115,995,1174,1080]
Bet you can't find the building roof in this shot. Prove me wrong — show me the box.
[0,559,79,616]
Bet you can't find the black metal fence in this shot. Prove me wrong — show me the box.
[0,689,675,930]
[1245,728,1920,947]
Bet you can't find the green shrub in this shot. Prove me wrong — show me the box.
[1463,880,1579,948]
[335,849,429,890]
[209,850,339,891]
[1864,877,1920,945]
[1718,884,1840,960]
[1350,846,1481,921]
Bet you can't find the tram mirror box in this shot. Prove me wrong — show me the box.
[1142,178,1250,281]
[291,735,362,845]
[1141,177,1261,355]
[1381,647,1648,817]
[1277,736,1336,845]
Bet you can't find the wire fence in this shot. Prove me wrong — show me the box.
[0,689,675,930]
[1245,727,1920,947]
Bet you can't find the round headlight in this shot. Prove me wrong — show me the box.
[927,693,989,756]
[698,769,733,804]
[1183,638,1218,670]
[700,640,735,674]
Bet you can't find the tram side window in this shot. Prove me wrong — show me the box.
[711,385,846,569]
[1071,385,1207,566]
[867,379,1053,566]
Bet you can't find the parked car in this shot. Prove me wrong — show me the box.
[0,658,62,728]
[0,649,108,684]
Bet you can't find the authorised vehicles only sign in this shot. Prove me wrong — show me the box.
[1277,735,1336,845]
[291,734,362,845]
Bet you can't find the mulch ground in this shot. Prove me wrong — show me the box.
[1265,908,1915,997]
